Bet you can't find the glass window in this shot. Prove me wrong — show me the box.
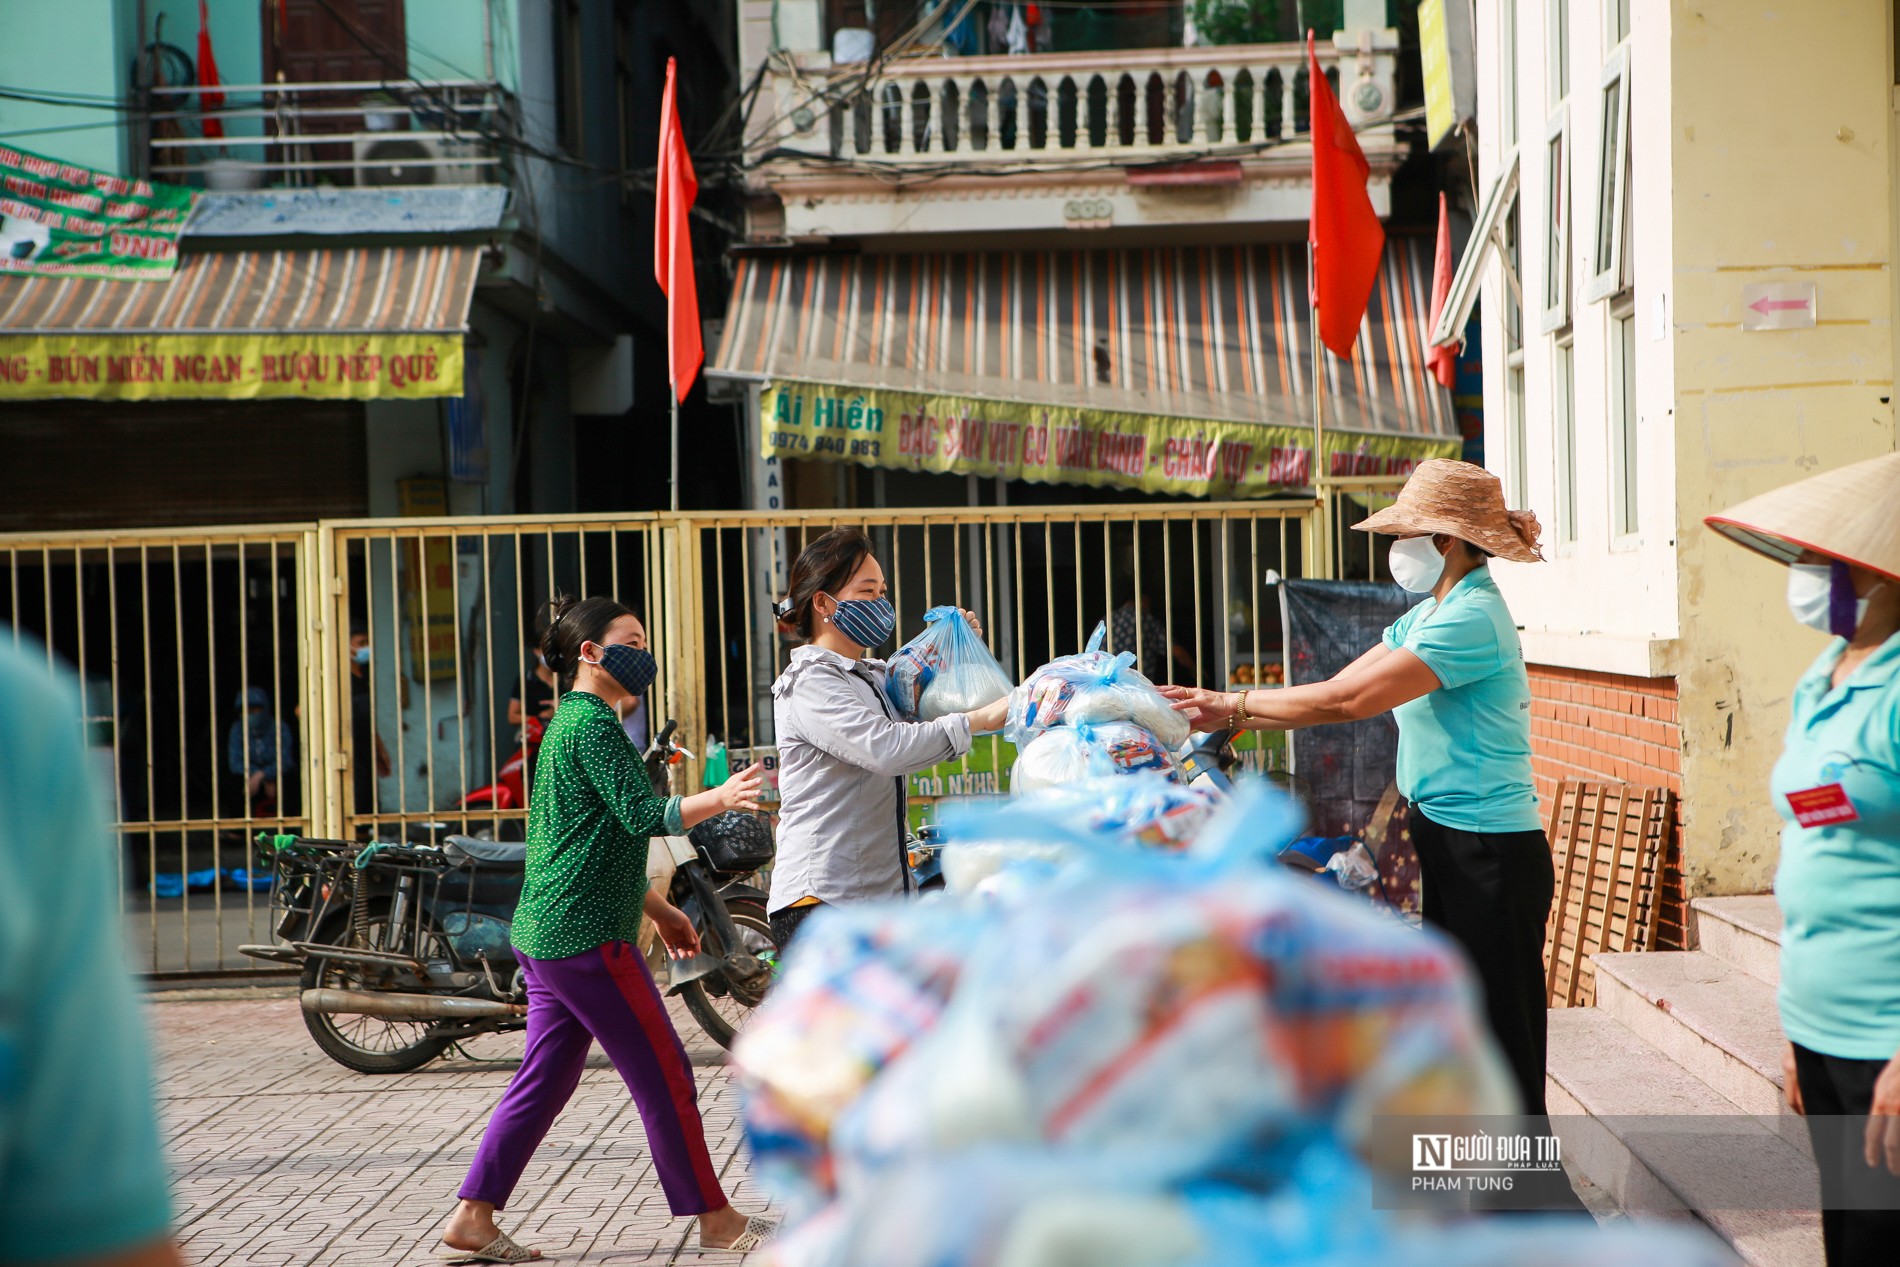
[1541,108,1570,332]
[1586,47,1631,302]
[1507,360,1529,508]
[1610,0,1632,45]
[1504,200,1524,350]
[1501,0,1519,146]
[614,8,634,180]
[555,0,585,157]
[1548,0,1570,103]
[1554,337,1577,544]
[1611,300,1639,536]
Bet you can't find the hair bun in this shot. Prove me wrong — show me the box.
[540,594,579,673]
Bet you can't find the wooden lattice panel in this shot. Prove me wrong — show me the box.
[1543,781,1674,1008]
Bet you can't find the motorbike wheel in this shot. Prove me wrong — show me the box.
[676,895,778,1051]
[300,903,453,1074]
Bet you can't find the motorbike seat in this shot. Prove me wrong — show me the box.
[444,835,528,868]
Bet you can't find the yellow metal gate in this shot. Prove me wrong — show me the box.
[0,485,1398,976]
[0,525,318,975]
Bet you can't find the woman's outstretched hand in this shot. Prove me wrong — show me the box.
[960,609,985,640]
[965,695,1010,735]
[719,762,765,812]
[1157,684,1239,734]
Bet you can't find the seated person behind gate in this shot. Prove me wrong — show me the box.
[227,686,297,815]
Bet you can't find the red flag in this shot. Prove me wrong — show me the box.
[1307,32,1384,358]
[197,0,225,141]
[655,57,702,401]
[1425,192,1457,388]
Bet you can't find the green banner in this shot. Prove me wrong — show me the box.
[0,145,197,279]
[761,381,1461,497]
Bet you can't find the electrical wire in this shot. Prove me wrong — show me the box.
[739,0,984,155]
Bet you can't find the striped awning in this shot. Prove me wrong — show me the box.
[712,237,1454,441]
[0,245,480,335]
[0,247,480,401]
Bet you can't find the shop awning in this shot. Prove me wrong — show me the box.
[0,245,481,400]
[711,239,1461,497]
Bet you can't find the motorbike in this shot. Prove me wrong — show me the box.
[240,719,780,1072]
[457,715,545,839]
[640,719,780,1049]
[903,726,1382,900]
[903,729,1239,892]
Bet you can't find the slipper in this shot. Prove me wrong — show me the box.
[713,1215,777,1253]
[438,1231,542,1264]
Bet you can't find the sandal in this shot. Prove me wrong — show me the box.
[439,1230,543,1264]
[708,1215,777,1253]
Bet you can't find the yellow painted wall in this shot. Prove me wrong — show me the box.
[1671,0,1898,896]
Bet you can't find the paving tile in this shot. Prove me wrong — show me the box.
[146,996,774,1266]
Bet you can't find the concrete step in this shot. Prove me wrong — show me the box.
[1547,1008,1822,1267]
[1593,950,1795,1124]
[1692,896,1783,988]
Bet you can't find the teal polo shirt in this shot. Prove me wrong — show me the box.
[1772,631,1900,1060]
[1381,567,1542,834]
[0,643,174,1259]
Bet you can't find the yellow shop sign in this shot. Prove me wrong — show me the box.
[760,381,1460,497]
[0,333,463,401]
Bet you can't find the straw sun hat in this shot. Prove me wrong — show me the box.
[1704,451,1900,582]
[1352,459,1545,563]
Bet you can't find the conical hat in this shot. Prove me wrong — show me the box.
[1352,459,1544,562]
[1704,451,1900,582]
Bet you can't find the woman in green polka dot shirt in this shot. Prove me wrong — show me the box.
[440,596,775,1262]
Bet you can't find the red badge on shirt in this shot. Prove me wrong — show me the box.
[1786,783,1859,829]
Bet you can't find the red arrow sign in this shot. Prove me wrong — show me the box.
[1749,296,1810,314]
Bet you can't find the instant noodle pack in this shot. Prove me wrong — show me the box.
[731,781,1727,1267]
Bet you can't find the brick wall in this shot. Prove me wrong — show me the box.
[1527,666,1687,950]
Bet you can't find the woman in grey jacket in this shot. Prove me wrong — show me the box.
[768,529,1009,948]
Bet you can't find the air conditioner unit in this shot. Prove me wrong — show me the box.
[352,134,488,188]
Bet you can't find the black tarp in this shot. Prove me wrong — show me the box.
[1280,579,1417,837]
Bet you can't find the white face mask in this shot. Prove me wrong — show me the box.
[1389,536,1447,594]
[1786,563,1871,635]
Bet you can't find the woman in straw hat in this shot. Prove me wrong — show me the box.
[1161,459,1564,1123]
[1707,452,1900,1266]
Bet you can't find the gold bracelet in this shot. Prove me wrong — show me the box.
[1230,689,1251,729]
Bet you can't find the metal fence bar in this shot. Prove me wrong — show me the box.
[0,498,1384,976]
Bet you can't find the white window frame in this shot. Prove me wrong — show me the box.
[1609,293,1640,544]
[1431,150,1521,347]
[1585,45,1632,304]
[1501,0,1519,146]
[1606,0,1632,47]
[1547,0,1570,106]
[1540,106,1571,333]
[1553,332,1578,547]
[1505,357,1529,508]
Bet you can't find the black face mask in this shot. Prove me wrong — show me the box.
[587,643,658,697]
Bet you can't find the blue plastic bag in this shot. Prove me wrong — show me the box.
[1005,622,1190,751]
[884,606,1013,723]
[732,899,990,1213]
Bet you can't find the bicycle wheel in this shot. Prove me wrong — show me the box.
[677,896,778,1050]
[300,902,452,1074]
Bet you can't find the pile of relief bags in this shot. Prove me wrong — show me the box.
[886,616,1194,793]
[733,776,1730,1267]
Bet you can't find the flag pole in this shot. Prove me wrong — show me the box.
[1310,238,1330,576]
[669,384,680,512]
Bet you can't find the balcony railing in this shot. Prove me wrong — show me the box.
[753,41,1391,170]
[141,80,510,189]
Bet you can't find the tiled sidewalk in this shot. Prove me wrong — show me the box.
[150,991,772,1266]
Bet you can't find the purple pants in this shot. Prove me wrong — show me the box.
[458,941,727,1216]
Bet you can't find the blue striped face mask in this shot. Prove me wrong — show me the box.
[822,593,896,649]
